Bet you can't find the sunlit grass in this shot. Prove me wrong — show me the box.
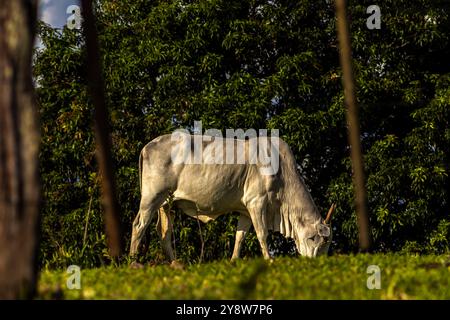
[37,253,450,300]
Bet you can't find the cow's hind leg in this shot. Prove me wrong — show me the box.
[130,192,167,257]
[231,214,252,261]
[156,204,175,262]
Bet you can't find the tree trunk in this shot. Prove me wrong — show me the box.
[0,0,40,299]
[335,0,372,251]
[81,0,123,257]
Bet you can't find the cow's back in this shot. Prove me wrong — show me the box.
[140,133,278,215]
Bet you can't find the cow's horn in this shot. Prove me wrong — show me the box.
[324,203,336,224]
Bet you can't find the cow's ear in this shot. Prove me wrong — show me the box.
[317,224,330,237]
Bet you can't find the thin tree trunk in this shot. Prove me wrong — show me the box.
[0,0,41,299]
[195,213,205,264]
[83,194,93,247]
[81,0,123,258]
[335,0,372,251]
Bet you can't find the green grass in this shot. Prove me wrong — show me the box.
[37,253,450,300]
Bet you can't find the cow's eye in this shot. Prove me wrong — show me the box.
[307,235,318,244]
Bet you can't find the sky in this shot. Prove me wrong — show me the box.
[39,0,80,28]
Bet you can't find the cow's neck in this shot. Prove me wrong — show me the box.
[280,174,322,225]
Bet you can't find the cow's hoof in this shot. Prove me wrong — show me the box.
[170,260,185,270]
[130,261,144,269]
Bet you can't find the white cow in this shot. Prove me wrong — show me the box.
[130,133,334,262]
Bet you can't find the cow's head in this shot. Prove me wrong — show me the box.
[295,204,335,257]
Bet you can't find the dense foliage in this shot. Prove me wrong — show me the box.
[34,0,449,268]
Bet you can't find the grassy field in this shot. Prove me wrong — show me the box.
[37,254,450,300]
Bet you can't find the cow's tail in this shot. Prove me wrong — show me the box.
[138,149,143,195]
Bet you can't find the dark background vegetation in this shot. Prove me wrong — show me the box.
[33,0,449,268]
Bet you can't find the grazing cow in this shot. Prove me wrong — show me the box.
[130,133,334,262]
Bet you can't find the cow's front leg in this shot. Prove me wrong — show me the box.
[248,205,271,260]
[231,214,252,260]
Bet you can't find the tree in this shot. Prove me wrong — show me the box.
[34,0,449,268]
[81,0,124,258]
[0,0,41,298]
